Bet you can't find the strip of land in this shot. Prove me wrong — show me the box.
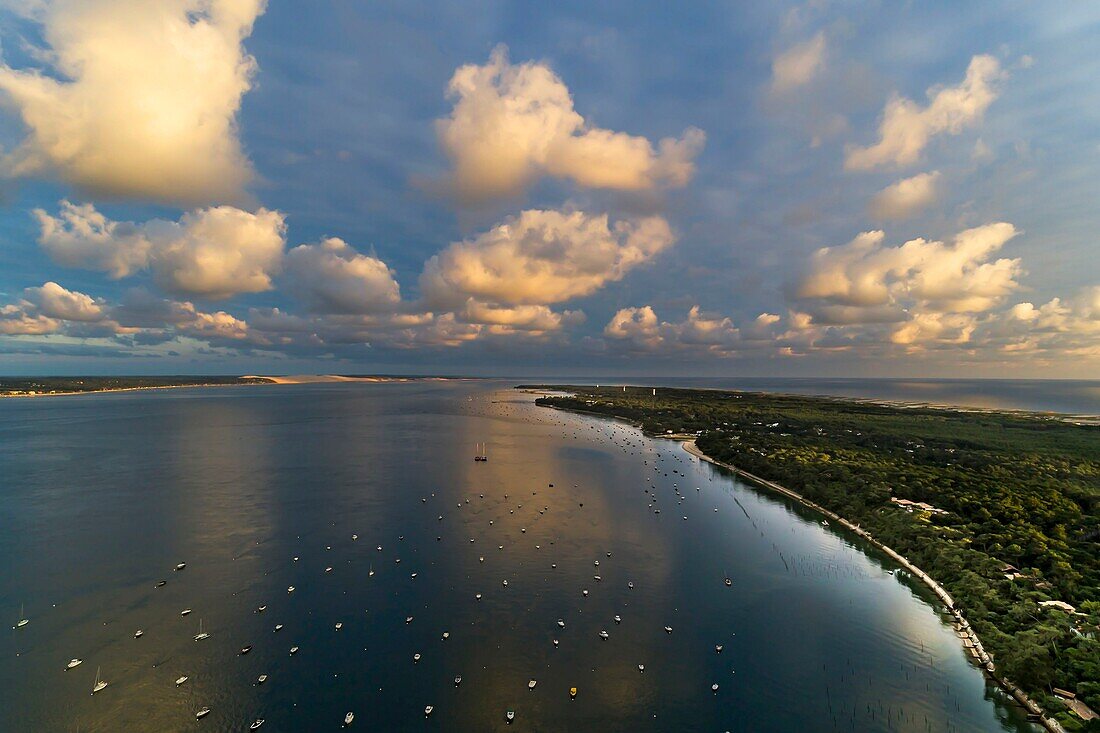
[531,385,1099,733]
[0,374,455,397]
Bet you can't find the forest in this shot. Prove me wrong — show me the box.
[531,386,1100,731]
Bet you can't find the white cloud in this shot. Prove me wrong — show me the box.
[795,222,1021,315]
[436,45,705,202]
[458,299,582,333]
[0,0,265,204]
[420,209,676,307]
[284,237,401,314]
[35,201,287,299]
[771,32,826,94]
[22,281,105,321]
[845,55,1004,170]
[867,171,942,220]
[603,305,782,355]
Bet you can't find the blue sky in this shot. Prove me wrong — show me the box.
[0,1,1098,376]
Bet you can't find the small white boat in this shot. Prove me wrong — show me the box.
[582,590,588,597]
[325,567,333,573]
[475,593,482,600]
[194,619,209,641]
[664,626,673,633]
[256,605,267,613]
[442,632,449,640]
[716,645,723,653]
[368,564,374,577]
[196,707,210,719]
[176,676,188,686]
[628,582,634,589]
[15,603,28,628]
[638,664,645,672]
[335,622,343,631]
[598,630,609,640]
[712,683,719,692]
[175,563,186,571]
[290,646,299,655]
[180,609,192,616]
[528,679,537,689]
[413,653,421,662]
[557,619,565,628]
[405,616,413,624]
[274,624,283,632]
[134,630,144,638]
[506,709,515,721]
[424,706,434,716]
[344,711,354,725]
[66,658,83,670]
[250,720,264,730]
[92,666,107,694]
[552,639,559,646]
[257,674,267,685]
[287,586,295,593]
[351,534,358,541]
[454,676,462,686]
[502,580,508,587]
[614,615,621,624]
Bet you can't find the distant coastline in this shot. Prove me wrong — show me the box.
[0,374,467,398]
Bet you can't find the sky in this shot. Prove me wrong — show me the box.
[0,0,1098,377]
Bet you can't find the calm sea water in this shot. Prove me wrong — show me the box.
[1,382,1037,732]
[536,377,1100,417]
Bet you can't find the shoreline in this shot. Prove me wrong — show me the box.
[0,374,467,399]
[534,393,1065,733]
[679,438,1063,733]
[0,381,268,399]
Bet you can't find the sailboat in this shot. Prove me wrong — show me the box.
[368,563,374,577]
[474,442,488,462]
[194,619,209,641]
[92,667,107,694]
[15,604,28,628]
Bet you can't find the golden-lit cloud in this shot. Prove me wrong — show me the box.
[796,222,1021,315]
[603,305,783,355]
[284,237,402,314]
[845,55,1003,170]
[35,201,287,299]
[420,209,676,307]
[0,0,265,204]
[868,171,942,221]
[436,46,705,202]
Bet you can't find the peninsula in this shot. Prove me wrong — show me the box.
[530,385,1100,731]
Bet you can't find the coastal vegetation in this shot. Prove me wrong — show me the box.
[532,386,1100,730]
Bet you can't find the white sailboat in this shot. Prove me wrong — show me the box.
[92,666,107,694]
[15,604,28,628]
[194,619,209,641]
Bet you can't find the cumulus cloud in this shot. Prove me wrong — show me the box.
[420,209,675,307]
[35,201,286,298]
[284,237,401,314]
[0,0,264,204]
[867,171,942,220]
[436,46,705,202]
[845,55,1004,170]
[771,32,826,94]
[603,305,783,355]
[22,281,106,321]
[795,222,1021,316]
[458,300,583,333]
